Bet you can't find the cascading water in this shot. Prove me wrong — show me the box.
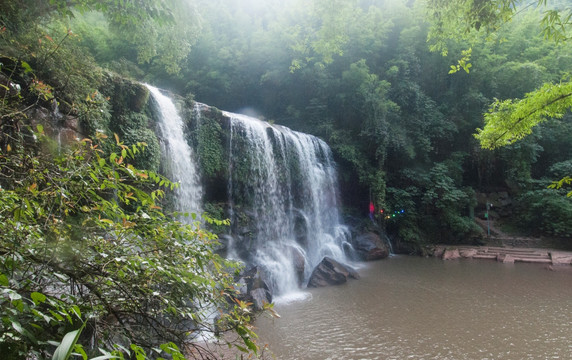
[149,91,351,297]
[224,111,352,297]
[146,84,203,215]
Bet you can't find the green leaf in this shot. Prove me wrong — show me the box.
[73,344,88,360]
[11,321,25,335]
[21,61,33,74]
[71,305,81,319]
[244,338,258,352]
[53,328,83,360]
[0,273,8,286]
[131,343,147,360]
[234,345,248,353]
[31,292,47,305]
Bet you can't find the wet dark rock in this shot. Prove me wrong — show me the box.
[352,232,389,261]
[293,211,309,247]
[288,245,306,286]
[307,257,359,288]
[235,266,273,310]
[130,83,150,113]
[250,288,272,310]
[235,277,248,295]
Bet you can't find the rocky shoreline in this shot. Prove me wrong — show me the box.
[433,245,572,268]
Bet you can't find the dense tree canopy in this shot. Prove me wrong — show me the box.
[425,0,572,199]
[3,0,567,242]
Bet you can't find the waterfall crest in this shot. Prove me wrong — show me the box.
[224,111,351,295]
[146,85,203,215]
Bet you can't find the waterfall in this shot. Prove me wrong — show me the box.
[146,84,203,215]
[224,112,351,296]
[148,90,351,296]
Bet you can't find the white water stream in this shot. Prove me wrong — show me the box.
[146,85,203,215]
[224,112,352,297]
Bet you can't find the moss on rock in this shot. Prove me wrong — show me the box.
[122,127,161,172]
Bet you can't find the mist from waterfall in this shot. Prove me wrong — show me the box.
[146,84,203,215]
[225,111,351,296]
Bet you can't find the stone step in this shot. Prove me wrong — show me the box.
[484,247,545,253]
[472,254,498,260]
[478,250,549,257]
[437,245,572,267]
[477,251,548,258]
[496,253,552,264]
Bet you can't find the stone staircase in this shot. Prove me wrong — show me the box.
[474,247,551,264]
[435,245,572,266]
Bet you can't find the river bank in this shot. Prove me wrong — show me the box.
[433,244,572,269]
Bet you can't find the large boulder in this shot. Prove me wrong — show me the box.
[307,257,360,288]
[234,266,273,310]
[250,288,272,310]
[352,232,390,260]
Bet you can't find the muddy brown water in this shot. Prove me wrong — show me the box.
[255,256,572,360]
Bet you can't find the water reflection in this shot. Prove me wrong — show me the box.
[256,256,572,359]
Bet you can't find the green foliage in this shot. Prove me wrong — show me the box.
[193,108,225,178]
[549,176,572,197]
[122,127,161,172]
[540,7,572,43]
[425,0,571,55]
[202,202,229,235]
[425,0,517,56]
[302,0,357,67]
[0,17,115,143]
[515,189,572,236]
[423,163,469,210]
[0,0,199,74]
[0,130,262,359]
[168,0,572,243]
[52,325,85,360]
[1,0,199,76]
[548,160,572,197]
[475,77,572,149]
[548,160,572,179]
[420,160,480,242]
[448,48,472,74]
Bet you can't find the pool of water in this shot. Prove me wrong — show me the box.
[255,256,572,359]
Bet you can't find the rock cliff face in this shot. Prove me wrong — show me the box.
[20,73,161,172]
